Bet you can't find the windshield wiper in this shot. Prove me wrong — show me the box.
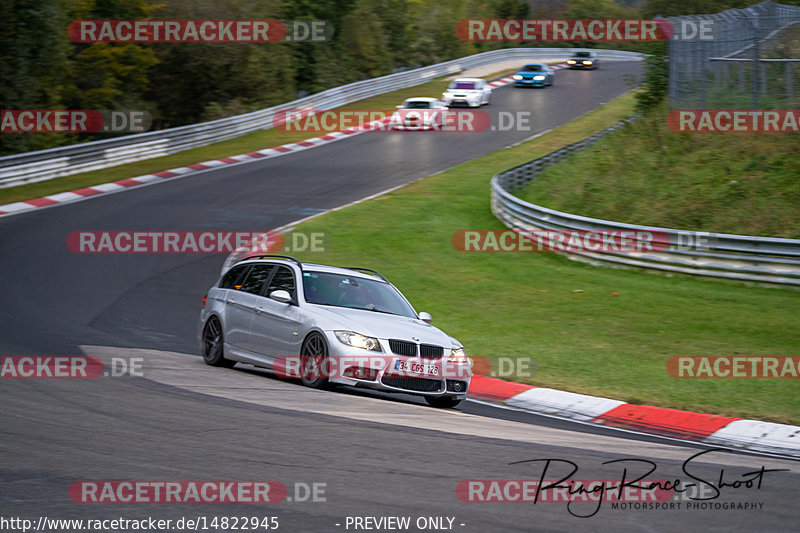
[365,306,395,315]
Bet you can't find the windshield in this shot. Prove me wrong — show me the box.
[403,101,432,109]
[522,65,542,71]
[450,81,476,90]
[302,271,417,318]
[574,52,592,58]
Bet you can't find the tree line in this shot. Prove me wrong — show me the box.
[1,0,792,155]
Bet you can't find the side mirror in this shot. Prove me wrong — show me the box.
[418,311,432,323]
[269,290,292,304]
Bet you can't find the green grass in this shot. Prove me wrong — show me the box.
[286,92,800,424]
[517,104,800,238]
[0,66,528,206]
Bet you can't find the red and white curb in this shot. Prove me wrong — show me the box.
[468,375,800,458]
[0,64,568,219]
[0,123,388,218]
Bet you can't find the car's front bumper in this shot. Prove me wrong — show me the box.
[321,333,471,399]
[515,79,546,87]
[443,97,480,107]
[344,371,470,399]
[395,121,437,131]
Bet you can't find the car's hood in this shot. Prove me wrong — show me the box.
[309,305,456,346]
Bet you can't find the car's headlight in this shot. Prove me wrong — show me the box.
[443,93,452,98]
[533,75,545,81]
[567,60,576,64]
[447,347,470,365]
[335,331,382,352]
[583,60,592,65]
[512,75,522,80]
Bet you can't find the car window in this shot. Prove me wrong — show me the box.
[574,52,591,58]
[266,266,295,300]
[219,264,250,289]
[523,65,542,71]
[302,271,416,318]
[404,101,431,109]
[239,264,274,295]
[451,82,476,89]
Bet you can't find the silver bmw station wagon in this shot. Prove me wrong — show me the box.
[199,255,471,408]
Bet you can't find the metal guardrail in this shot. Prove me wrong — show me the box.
[0,48,645,188]
[490,119,800,286]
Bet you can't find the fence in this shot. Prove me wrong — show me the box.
[668,0,800,109]
[490,119,800,286]
[0,48,644,189]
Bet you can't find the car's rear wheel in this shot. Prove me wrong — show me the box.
[425,396,462,409]
[202,317,235,367]
[300,333,330,389]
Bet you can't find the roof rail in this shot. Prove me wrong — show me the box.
[346,267,387,282]
[238,254,303,270]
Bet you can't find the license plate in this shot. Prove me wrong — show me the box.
[395,360,439,376]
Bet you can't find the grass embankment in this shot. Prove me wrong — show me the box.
[287,93,799,424]
[518,105,800,238]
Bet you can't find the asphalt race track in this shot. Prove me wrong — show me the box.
[2,62,798,531]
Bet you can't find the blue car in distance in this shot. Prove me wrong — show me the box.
[513,64,554,88]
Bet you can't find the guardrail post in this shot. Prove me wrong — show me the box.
[700,42,707,110]
[753,18,760,109]
[722,61,729,89]
[740,62,746,91]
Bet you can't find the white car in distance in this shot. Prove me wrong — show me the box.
[442,78,491,108]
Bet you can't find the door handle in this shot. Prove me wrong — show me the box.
[255,307,263,314]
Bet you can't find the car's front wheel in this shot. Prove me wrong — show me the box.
[425,396,462,408]
[300,333,330,389]
[202,317,235,367]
